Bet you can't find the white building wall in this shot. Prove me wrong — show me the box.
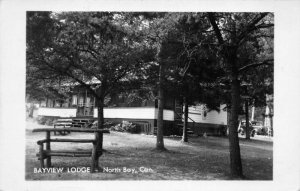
[38,108,77,117]
[94,107,156,119]
[154,109,174,121]
[37,106,226,124]
[187,104,227,125]
[93,107,174,121]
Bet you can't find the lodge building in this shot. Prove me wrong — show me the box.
[37,85,228,136]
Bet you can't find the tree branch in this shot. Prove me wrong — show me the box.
[104,62,132,97]
[207,13,224,45]
[248,13,269,28]
[37,54,100,99]
[64,71,100,99]
[238,13,271,43]
[238,59,273,73]
[77,46,99,61]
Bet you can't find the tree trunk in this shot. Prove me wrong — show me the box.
[156,63,165,150]
[245,99,250,139]
[182,97,188,142]
[95,98,104,169]
[228,71,244,178]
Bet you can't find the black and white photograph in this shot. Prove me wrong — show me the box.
[25,11,274,180]
[0,0,300,190]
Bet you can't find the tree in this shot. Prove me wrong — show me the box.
[27,12,156,169]
[140,13,177,150]
[158,13,224,142]
[207,12,274,178]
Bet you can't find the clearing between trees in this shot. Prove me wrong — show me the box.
[26,120,272,180]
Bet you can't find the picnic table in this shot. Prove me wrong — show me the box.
[53,118,95,135]
[32,128,109,173]
[53,119,73,135]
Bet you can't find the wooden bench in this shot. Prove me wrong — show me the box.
[53,118,95,135]
[53,119,73,135]
[32,128,109,173]
[72,119,95,128]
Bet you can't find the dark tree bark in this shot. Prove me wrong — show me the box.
[228,61,243,178]
[156,63,165,150]
[182,97,188,142]
[245,99,250,139]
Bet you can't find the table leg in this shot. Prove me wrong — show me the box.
[39,143,44,168]
[46,131,51,167]
[91,142,97,173]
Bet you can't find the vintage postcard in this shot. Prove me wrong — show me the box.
[0,0,299,191]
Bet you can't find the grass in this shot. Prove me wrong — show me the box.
[25,120,273,180]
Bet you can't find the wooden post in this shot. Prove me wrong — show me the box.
[46,131,51,167]
[96,131,102,166]
[39,143,44,168]
[91,142,97,173]
[91,132,102,173]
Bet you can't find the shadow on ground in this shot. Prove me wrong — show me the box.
[25,120,273,180]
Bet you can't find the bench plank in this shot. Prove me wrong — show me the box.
[33,128,109,133]
[37,139,96,144]
[37,150,92,157]
[51,138,95,143]
[54,124,72,127]
[45,150,92,154]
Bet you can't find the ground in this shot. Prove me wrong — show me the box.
[26,119,273,180]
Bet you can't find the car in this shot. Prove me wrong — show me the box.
[238,120,257,137]
[251,121,262,134]
[251,121,269,135]
[238,120,267,137]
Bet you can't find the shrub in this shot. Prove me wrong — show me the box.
[37,116,47,125]
[45,118,54,126]
[37,116,57,126]
[110,123,125,132]
[110,121,141,134]
[91,121,114,128]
